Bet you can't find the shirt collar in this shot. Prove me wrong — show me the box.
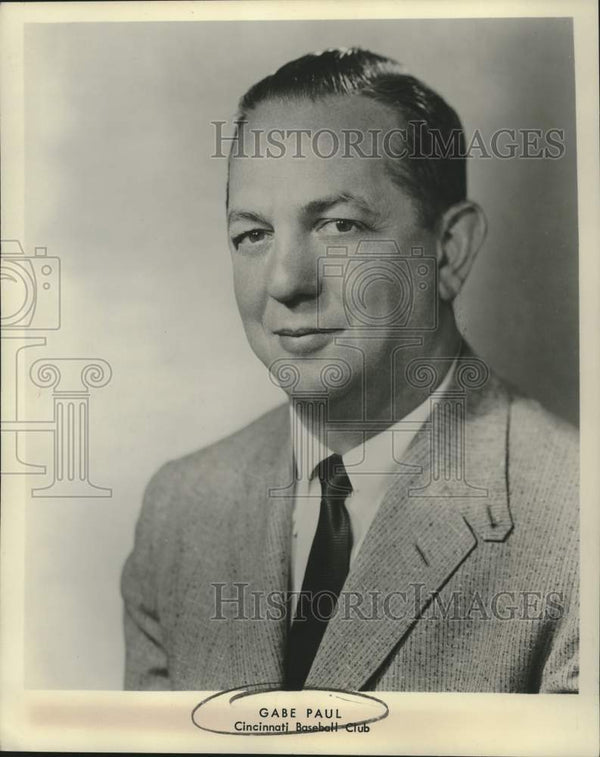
[290,358,456,488]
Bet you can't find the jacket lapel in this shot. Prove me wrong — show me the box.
[306,371,513,690]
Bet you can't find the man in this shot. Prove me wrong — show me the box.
[122,48,578,692]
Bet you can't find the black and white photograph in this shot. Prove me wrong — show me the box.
[1,1,598,754]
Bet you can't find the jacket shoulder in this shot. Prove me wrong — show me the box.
[507,392,579,531]
[509,393,578,471]
[144,402,289,505]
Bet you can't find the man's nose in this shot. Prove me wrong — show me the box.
[266,231,319,305]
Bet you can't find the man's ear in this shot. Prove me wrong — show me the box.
[436,201,487,301]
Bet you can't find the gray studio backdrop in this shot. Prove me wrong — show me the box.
[23,18,578,688]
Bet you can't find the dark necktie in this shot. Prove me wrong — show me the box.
[284,453,353,690]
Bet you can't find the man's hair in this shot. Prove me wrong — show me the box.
[235,47,467,228]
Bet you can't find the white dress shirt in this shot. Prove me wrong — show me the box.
[290,362,456,603]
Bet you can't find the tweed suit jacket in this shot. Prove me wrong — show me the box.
[121,365,579,693]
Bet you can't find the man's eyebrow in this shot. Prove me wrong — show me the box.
[227,193,380,226]
[303,193,380,220]
[227,209,269,225]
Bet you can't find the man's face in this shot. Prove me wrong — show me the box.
[227,95,442,410]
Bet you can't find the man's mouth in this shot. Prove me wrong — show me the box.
[273,327,343,337]
[272,327,344,354]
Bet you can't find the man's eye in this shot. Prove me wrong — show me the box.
[320,219,363,234]
[232,229,269,249]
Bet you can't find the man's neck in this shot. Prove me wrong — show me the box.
[293,330,463,456]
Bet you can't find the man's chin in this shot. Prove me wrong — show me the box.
[267,358,358,402]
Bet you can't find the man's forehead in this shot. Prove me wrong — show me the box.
[227,145,398,215]
[240,93,400,133]
[227,97,406,206]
